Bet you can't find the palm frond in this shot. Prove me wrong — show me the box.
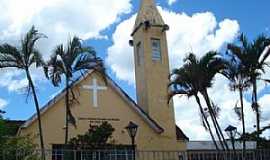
[227,43,245,62]
[54,44,65,57]
[0,44,24,68]
[239,33,249,51]
[258,78,270,83]
[28,49,45,67]
[66,36,82,67]
[73,54,101,71]
[47,35,106,87]
[183,53,198,64]
[259,45,270,67]
[47,45,68,86]
[168,89,189,101]
[21,26,47,67]
[169,51,224,101]
[43,65,49,79]
[0,26,46,70]
[200,51,217,66]
[49,60,65,86]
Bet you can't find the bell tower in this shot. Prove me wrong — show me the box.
[130,0,177,142]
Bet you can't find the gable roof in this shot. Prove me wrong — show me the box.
[20,71,164,134]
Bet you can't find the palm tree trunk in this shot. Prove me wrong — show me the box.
[25,68,45,160]
[201,90,229,151]
[252,79,261,150]
[252,80,260,137]
[65,77,70,144]
[239,87,246,159]
[201,91,225,151]
[195,95,220,151]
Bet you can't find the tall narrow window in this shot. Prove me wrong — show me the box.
[136,42,142,65]
[151,38,161,61]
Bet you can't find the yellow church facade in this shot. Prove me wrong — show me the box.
[18,0,188,152]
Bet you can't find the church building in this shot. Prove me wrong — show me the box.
[18,0,188,152]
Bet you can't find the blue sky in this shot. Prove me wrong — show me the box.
[0,0,269,140]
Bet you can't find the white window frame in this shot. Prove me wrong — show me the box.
[151,38,161,61]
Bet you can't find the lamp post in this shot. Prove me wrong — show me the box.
[225,125,237,159]
[125,121,138,160]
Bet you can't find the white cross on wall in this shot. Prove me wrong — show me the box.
[83,78,107,107]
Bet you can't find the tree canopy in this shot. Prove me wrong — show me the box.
[69,121,115,149]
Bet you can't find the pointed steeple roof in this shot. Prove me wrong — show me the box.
[134,0,165,30]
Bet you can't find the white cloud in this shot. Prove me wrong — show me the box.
[0,98,8,109]
[0,0,132,91]
[174,96,211,140]
[168,0,177,5]
[0,68,47,93]
[0,0,132,59]
[259,94,270,124]
[207,75,257,136]
[259,94,270,137]
[107,15,136,85]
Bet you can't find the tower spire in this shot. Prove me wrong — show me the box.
[133,0,165,32]
[131,0,178,149]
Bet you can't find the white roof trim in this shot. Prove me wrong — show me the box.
[19,71,164,134]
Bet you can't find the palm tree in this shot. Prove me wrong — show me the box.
[222,60,251,157]
[185,52,229,150]
[168,64,220,150]
[227,33,270,138]
[45,36,105,144]
[169,52,229,151]
[0,26,46,160]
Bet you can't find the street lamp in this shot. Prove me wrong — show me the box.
[225,125,237,158]
[125,121,138,160]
